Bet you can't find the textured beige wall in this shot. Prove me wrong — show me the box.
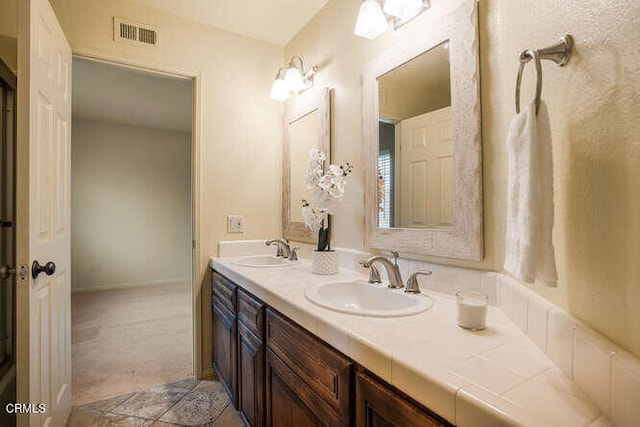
[71,119,191,292]
[50,0,283,374]
[286,0,640,358]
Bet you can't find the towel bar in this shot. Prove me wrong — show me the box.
[515,34,574,115]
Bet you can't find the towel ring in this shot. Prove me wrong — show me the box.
[514,35,574,116]
[515,49,542,115]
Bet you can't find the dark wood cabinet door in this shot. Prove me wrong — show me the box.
[238,322,264,427]
[266,308,353,423]
[356,372,448,427]
[266,349,344,427]
[212,302,238,407]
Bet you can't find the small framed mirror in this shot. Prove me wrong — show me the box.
[283,88,330,242]
[363,0,482,260]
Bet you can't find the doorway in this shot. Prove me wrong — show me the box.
[0,57,16,427]
[70,57,194,406]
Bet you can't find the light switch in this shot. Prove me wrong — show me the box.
[227,215,244,233]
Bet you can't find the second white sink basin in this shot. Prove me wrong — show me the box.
[231,255,296,268]
[304,280,433,317]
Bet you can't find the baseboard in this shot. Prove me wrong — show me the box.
[200,366,215,380]
[72,277,191,294]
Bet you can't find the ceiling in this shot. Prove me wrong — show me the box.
[72,58,192,132]
[127,0,330,46]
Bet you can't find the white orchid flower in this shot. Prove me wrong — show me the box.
[301,149,353,234]
[304,148,325,189]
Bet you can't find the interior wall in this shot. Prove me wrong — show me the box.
[0,36,17,73]
[71,119,191,292]
[0,0,18,72]
[286,0,640,358]
[49,0,283,374]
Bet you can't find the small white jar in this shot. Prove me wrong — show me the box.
[455,291,488,330]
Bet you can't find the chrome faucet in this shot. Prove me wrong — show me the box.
[363,251,404,289]
[265,239,291,258]
[404,270,432,294]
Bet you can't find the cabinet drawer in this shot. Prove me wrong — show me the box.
[238,288,264,337]
[212,270,237,314]
[266,308,352,421]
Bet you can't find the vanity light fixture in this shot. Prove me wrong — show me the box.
[354,0,430,40]
[269,56,318,101]
[269,68,290,101]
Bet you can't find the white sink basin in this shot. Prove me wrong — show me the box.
[231,255,296,268]
[304,280,433,317]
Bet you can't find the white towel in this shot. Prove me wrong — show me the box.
[504,100,557,286]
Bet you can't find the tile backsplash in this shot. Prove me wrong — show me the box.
[216,240,640,426]
[497,274,640,427]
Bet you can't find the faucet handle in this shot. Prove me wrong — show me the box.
[390,250,399,265]
[288,247,299,261]
[405,270,432,294]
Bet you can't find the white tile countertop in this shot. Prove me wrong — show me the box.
[211,256,610,427]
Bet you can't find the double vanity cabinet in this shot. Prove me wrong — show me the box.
[211,269,451,427]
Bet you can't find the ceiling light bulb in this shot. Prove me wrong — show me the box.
[354,0,389,40]
[269,78,290,101]
[284,67,305,93]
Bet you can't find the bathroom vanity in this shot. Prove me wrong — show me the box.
[210,254,610,427]
[211,268,449,427]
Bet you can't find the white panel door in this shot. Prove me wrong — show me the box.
[17,0,72,425]
[399,106,452,228]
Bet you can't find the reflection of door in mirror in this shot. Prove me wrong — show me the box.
[289,110,319,222]
[377,40,452,229]
[399,106,452,228]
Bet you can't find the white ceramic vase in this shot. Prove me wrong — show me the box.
[311,250,339,275]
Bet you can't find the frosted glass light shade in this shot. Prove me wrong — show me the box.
[382,0,405,18]
[269,78,290,101]
[354,0,389,40]
[284,67,305,93]
[383,0,425,21]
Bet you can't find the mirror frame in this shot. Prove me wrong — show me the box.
[283,87,331,243]
[363,0,483,261]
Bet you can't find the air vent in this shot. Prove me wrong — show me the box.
[113,17,158,47]
[138,28,157,45]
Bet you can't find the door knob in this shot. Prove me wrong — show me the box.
[0,265,15,280]
[32,261,56,279]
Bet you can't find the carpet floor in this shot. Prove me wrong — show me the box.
[72,282,194,406]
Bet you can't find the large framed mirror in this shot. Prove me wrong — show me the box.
[283,87,331,242]
[363,0,483,260]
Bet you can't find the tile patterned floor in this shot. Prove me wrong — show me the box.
[67,379,245,427]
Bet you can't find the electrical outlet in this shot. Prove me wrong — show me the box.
[91,261,101,271]
[227,215,244,233]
